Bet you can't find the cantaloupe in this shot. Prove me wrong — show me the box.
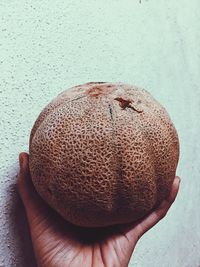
[29,82,179,227]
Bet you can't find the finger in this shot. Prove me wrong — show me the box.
[134,176,180,237]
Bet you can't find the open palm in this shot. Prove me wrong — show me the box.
[17,152,180,267]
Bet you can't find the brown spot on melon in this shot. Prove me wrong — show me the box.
[85,83,116,98]
[114,97,143,113]
[29,82,179,227]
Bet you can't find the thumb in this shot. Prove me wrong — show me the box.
[17,152,37,205]
[17,152,49,221]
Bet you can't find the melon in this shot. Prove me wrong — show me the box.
[29,82,179,227]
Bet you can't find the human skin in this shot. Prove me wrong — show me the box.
[17,152,180,267]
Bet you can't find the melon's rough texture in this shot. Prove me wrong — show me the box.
[29,82,179,227]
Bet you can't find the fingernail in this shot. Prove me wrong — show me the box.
[19,154,23,170]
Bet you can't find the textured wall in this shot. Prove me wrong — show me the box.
[0,0,200,266]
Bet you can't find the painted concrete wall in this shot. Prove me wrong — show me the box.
[0,0,200,266]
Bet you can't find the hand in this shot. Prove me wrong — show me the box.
[17,152,180,267]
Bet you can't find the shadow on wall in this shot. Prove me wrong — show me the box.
[7,182,37,267]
